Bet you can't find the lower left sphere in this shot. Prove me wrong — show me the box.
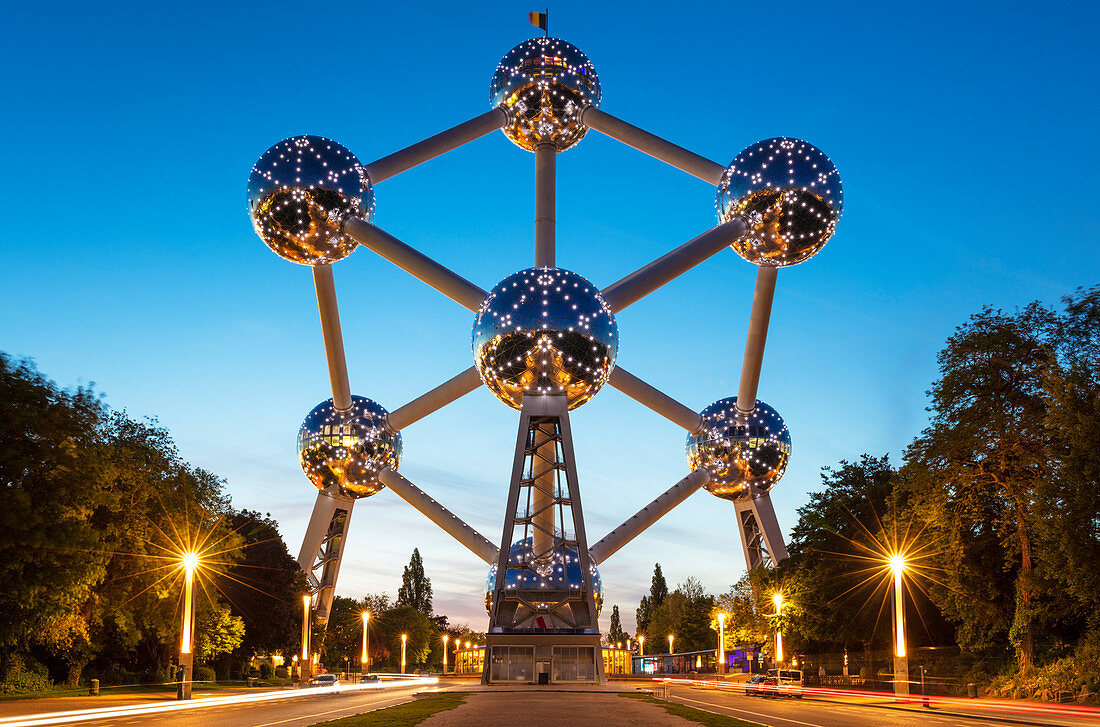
[297,395,401,498]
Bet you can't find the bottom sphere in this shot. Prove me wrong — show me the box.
[484,537,603,616]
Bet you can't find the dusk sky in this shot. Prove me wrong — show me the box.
[2,1,1097,634]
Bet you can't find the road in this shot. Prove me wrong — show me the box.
[665,682,1100,727]
[0,680,432,727]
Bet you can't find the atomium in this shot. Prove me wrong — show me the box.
[297,395,401,499]
[490,37,601,152]
[685,397,791,500]
[716,137,843,267]
[472,267,618,410]
[484,537,603,616]
[248,135,374,265]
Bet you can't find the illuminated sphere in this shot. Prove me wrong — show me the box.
[716,138,843,267]
[297,395,401,499]
[490,37,601,152]
[247,135,373,265]
[472,267,618,411]
[686,397,791,500]
[484,537,603,616]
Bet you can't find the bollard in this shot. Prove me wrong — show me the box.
[89,679,99,696]
[967,682,977,699]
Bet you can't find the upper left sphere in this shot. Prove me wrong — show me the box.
[247,135,373,265]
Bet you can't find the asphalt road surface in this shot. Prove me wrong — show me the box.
[666,683,1100,727]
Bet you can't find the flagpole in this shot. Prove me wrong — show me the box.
[545,8,549,37]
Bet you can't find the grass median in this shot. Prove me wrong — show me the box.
[310,691,467,726]
[621,692,760,726]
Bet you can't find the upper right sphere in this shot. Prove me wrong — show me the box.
[716,138,843,267]
[490,37,601,152]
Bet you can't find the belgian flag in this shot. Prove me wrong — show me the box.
[529,10,548,35]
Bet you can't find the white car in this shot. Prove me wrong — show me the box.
[309,674,340,688]
[761,668,803,698]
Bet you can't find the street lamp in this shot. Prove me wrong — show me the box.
[361,612,370,675]
[638,634,645,656]
[443,634,449,674]
[890,554,910,697]
[717,612,727,675]
[772,593,784,664]
[177,551,198,700]
[300,594,311,685]
[668,634,674,654]
[401,633,408,674]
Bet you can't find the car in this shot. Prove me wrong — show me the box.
[309,674,340,688]
[760,668,803,699]
[743,674,767,697]
[360,674,380,684]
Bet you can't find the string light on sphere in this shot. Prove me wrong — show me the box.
[686,397,792,499]
[297,395,402,499]
[484,537,603,616]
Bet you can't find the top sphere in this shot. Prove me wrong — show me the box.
[472,268,618,411]
[686,397,791,500]
[247,135,373,265]
[490,37,601,152]
[716,138,842,267]
[297,395,401,499]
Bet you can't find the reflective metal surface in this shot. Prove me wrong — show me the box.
[297,395,401,499]
[490,37,601,152]
[473,267,618,410]
[485,537,603,616]
[248,135,373,265]
[686,397,791,500]
[716,138,842,267]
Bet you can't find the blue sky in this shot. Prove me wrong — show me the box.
[2,1,1097,634]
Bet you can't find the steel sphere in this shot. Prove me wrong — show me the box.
[686,397,791,500]
[297,395,401,499]
[716,137,842,267]
[247,135,373,265]
[472,267,618,411]
[490,37,601,152]
[484,537,603,616]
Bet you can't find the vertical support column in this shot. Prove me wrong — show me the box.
[736,265,778,413]
[532,422,557,565]
[534,143,556,267]
[296,491,356,625]
[312,264,352,411]
[732,493,788,571]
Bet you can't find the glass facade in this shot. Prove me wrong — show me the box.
[552,646,596,682]
[490,645,535,682]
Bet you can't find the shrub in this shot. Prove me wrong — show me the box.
[0,671,53,694]
[275,666,288,679]
[193,666,216,683]
[259,663,274,679]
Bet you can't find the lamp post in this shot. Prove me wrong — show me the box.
[773,593,784,664]
[300,595,311,686]
[717,612,727,675]
[890,554,910,698]
[639,635,645,656]
[401,634,407,674]
[361,612,370,675]
[177,552,198,700]
[443,634,449,674]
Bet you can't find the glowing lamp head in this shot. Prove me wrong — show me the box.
[772,593,784,610]
[362,611,370,623]
[716,137,842,267]
[297,395,401,499]
[484,536,603,617]
[473,268,618,411]
[490,37,601,152]
[181,551,200,572]
[687,397,791,500]
[889,554,906,576]
[247,135,373,265]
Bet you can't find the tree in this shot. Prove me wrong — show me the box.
[374,606,434,668]
[904,304,1055,671]
[196,607,245,662]
[714,574,770,648]
[646,578,716,653]
[636,596,651,637]
[396,549,433,616]
[607,606,627,646]
[650,563,668,608]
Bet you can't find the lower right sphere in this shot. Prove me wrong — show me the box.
[686,397,791,500]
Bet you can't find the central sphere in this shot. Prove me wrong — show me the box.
[472,268,618,411]
[297,395,401,499]
[484,537,603,617]
[490,37,601,152]
[686,397,791,500]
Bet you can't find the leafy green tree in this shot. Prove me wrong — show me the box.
[647,578,715,653]
[375,606,434,669]
[650,564,668,608]
[636,596,651,637]
[396,549,432,616]
[607,605,627,646]
[713,573,770,648]
[197,607,245,662]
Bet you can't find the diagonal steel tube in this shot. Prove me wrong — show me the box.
[387,367,483,431]
[608,367,703,434]
[601,218,747,313]
[580,107,727,186]
[342,217,487,311]
[311,264,352,411]
[378,468,499,565]
[736,265,778,412]
[362,107,508,183]
[588,468,711,565]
